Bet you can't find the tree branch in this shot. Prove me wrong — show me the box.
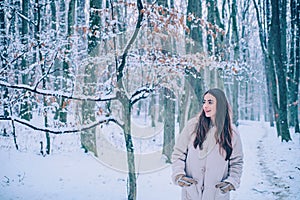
[0,116,123,134]
[33,51,58,90]
[130,86,154,105]
[252,0,268,55]
[117,0,144,81]
[0,80,117,102]
[0,43,40,76]
[5,4,37,27]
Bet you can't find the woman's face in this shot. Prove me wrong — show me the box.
[203,93,217,122]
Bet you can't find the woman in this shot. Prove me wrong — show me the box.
[171,88,243,200]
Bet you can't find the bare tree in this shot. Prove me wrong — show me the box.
[288,0,300,133]
[253,0,291,141]
[270,0,290,141]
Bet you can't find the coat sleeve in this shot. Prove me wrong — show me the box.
[224,127,244,190]
[171,118,196,184]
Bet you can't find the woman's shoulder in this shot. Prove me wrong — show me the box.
[186,115,200,130]
[180,115,199,137]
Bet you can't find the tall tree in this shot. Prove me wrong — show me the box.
[206,0,214,56]
[240,0,251,121]
[270,0,290,141]
[295,0,300,133]
[114,1,145,199]
[253,0,279,130]
[186,0,202,53]
[162,87,175,163]
[288,0,300,133]
[80,0,102,155]
[156,0,176,162]
[231,0,240,126]
[57,0,76,124]
[0,0,9,120]
[19,0,32,121]
[178,0,204,133]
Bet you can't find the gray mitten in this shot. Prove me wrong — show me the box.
[215,181,235,193]
[175,174,198,187]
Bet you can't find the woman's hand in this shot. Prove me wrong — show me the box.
[215,181,235,193]
[175,174,198,187]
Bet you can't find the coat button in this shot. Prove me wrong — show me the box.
[201,185,204,191]
[201,168,205,172]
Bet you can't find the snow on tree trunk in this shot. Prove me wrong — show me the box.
[294,0,300,133]
[80,0,102,155]
[288,0,300,133]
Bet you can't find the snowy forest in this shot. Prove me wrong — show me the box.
[0,0,299,200]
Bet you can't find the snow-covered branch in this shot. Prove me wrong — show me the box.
[33,51,58,90]
[0,81,117,102]
[4,3,37,27]
[0,43,40,76]
[130,85,154,105]
[117,0,144,81]
[0,116,123,134]
[252,0,268,55]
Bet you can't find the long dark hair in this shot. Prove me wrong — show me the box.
[193,88,233,161]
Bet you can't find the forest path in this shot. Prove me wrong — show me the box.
[255,123,300,200]
[231,121,298,200]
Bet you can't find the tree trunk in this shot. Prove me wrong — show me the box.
[34,0,51,154]
[288,0,300,133]
[186,0,202,53]
[253,0,275,127]
[250,81,255,120]
[265,58,274,126]
[121,98,136,200]
[270,0,291,141]
[178,79,191,132]
[231,0,239,126]
[185,68,203,119]
[182,0,204,123]
[293,0,300,133]
[19,0,32,121]
[58,0,75,124]
[162,87,175,163]
[117,70,137,200]
[150,94,156,127]
[50,0,57,31]
[206,0,214,56]
[115,1,144,199]
[266,0,281,135]
[241,0,251,121]
[156,0,176,163]
[81,0,103,155]
[21,0,29,84]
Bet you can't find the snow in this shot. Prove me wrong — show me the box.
[0,120,299,200]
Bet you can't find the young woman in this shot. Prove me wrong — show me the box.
[171,88,243,200]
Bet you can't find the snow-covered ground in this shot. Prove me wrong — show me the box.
[0,120,299,200]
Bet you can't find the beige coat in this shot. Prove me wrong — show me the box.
[171,117,243,200]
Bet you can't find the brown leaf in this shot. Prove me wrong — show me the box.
[180,16,184,25]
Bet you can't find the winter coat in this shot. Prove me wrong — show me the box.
[171,116,243,200]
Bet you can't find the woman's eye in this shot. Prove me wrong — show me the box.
[203,99,214,105]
